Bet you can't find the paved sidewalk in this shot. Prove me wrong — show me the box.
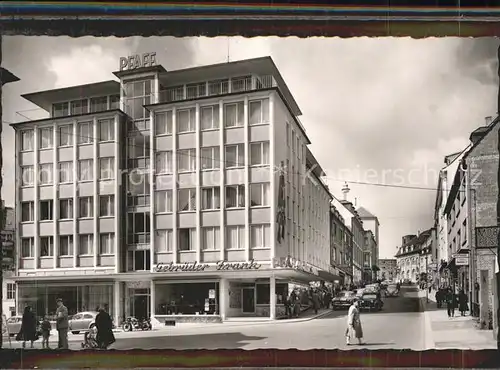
[418,290,496,349]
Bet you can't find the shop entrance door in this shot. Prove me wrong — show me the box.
[242,287,255,313]
[128,288,151,320]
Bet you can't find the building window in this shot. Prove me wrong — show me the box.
[225,144,244,168]
[251,224,271,249]
[58,125,73,147]
[186,82,207,99]
[232,75,251,92]
[21,201,34,222]
[201,147,220,170]
[127,135,150,163]
[110,94,120,110]
[177,108,196,133]
[79,234,93,255]
[155,230,173,252]
[177,149,196,172]
[21,130,34,151]
[99,119,114,141]
[250,142,270,166]
[52,102,69,118]
[78,159,93,181]
[99,195,114,217]
[59,235,74,256]
[21,237,34,258]
[99,158,115,180]
[59,161,73,183]
[21,166,34,186]
[127,172,150,207]
[178,188,196,212]
[155,151,173,174]
[40,236,54,257]
[286,122,290,147]
[90,96,108,113]
[127,212,151,244]
[201,105,220,130]
[39,127,53,149]
[249,98,270,125]
[224,102,244,128]
[202,227,220,250]
[7,283,16,300]
[79,197,93,218]
[39,163,53,185]
[78,121,93,144]
[71,99,89,115]
[225,185,245,208]
[201,187,220,210]
[208,79,229,96]
[59,198,73,220]
[178,228,196,251]
[100,233,115,254]
[226,226,245,249]
[155,111,173,135]
[155,190,173,213]
[40,200,53,221]
[250,183,270,206]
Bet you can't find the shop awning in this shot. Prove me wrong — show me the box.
[318,270,341,282]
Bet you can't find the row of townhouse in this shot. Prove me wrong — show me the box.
[432,116,499,332]
[2,55,379,323]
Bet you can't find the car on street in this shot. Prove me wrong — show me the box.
[5,315,22,336]
[69,311,99,334]
[332,291,357,310]
[359,288,383,311]
[385,284,399,297]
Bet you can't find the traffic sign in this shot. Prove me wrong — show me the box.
[456,256,469,266]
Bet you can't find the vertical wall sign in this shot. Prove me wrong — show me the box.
[276,161,286,243]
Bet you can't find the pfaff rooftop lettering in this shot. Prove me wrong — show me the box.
[119,52,157,71]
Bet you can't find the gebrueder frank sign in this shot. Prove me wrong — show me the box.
[153,260,262,273]
[119,52,157,71]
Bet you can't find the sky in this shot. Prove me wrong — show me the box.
[2,36,499,259]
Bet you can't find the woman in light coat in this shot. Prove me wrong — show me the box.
[345,298,364,345]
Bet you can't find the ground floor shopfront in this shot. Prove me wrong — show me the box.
[15,265,329,324]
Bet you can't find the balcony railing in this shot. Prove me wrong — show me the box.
[157,75,278,104]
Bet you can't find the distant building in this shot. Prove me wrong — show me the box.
[330,204,353,286]
[363,230,377,283]
[395,229,436,284]
[378,259,397,281]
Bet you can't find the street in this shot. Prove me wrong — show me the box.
[5,287,427,350]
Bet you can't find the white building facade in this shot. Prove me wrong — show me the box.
[11,56,336,324]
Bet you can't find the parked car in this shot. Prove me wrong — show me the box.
[360,289,383,311]
[69,311,99,334]
[5,315,23,336]
[385,284,399,297]
[332,291,357,310]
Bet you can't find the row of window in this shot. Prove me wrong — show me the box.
[154,98,270,135]
[21,233,115,258]
[52,95,120,118]
[19,142,270,187]
[21,158,115,186]
[21,196,114,221]
[6,283,16,300]
[20,182,268,222]
[156,224,271,252]
[21,119,115,152]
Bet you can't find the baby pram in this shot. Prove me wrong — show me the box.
[81,326,99,349]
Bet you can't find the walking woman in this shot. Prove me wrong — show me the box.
[16,306,38,349]
[458,289,469,316]
[446,288,456,318]
[345,298,364,345]
[95,306,116,349]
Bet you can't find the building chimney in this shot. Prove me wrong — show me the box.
[485,116,493,126]
[341,182,350,201]
[354,197,357,207]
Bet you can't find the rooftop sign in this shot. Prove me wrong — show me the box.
[119,52,157,71]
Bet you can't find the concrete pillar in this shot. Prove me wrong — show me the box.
[113,281,121,325]
[219,279,228,321]
[150,280,155,317]
[270,276,276,320]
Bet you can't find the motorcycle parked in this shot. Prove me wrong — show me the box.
[122,317,152,332]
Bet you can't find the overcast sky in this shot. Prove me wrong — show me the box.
[2,36,499,259]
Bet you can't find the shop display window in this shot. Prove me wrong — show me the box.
[256,283,288,305]
[155,282,219,315]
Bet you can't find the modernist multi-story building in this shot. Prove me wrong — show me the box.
[330,204,353,286]
[395,229,435,284]
[363,230,377,283]
[2,205,16,317]
[378,258,397,281]
[10,55,336,323]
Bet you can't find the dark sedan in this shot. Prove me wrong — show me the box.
[332,291,356,310]
[360,290,383,311]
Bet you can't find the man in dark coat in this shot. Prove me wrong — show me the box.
[17,305,38,348]
[55,298,69,349]
[95,307,115,349]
